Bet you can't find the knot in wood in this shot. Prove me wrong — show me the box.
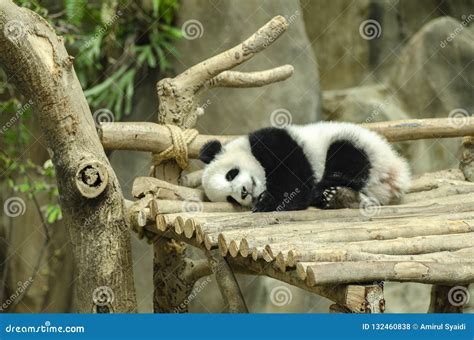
[75,161,108,198]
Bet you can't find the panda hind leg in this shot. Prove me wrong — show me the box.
[312,185,361,209]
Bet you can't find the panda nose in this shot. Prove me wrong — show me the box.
[241,186,248,199]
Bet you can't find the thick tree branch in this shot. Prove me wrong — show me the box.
[0,0,137,312]
[205,249,248,313]
[202,65,294,89]
[156,15,291,128]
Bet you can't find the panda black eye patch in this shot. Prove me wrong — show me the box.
[225,168,239,181]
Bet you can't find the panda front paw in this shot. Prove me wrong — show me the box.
[252,192,277,212]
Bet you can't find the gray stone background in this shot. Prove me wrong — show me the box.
[3,0,473,313]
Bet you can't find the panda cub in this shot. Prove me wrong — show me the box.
[199,122,411,212]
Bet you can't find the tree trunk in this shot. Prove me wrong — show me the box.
[0,0,137,312]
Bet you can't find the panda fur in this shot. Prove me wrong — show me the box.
[199,122,411,212]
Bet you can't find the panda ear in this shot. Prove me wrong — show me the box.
[199,140,222,164]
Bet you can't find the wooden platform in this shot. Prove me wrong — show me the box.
[131,169,474,301]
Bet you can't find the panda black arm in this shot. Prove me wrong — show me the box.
[249,128,314,212]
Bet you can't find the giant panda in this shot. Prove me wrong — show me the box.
[199,122,411,212]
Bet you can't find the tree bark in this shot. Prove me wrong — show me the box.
[0,0,137,312]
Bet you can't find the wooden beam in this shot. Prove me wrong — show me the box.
[99,118,474,155]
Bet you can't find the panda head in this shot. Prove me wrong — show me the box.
[199,137,266,207]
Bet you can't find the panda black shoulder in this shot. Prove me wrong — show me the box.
[248,127,308,169]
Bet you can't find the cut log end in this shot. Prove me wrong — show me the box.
[296,263,308,280]
[229,240,240,257]
[183,218,196,238]
[218,234,229,256]
[75,161,109,198]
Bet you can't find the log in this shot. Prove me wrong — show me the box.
[304,261,474,285]
[214,210,474,259]
[287,232,474,268]
[288,247,474,274]
[132,176,205,200]
[100,118,474,154]
[179,170,204,188]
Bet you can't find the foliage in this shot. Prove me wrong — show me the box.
[0,0,181,223]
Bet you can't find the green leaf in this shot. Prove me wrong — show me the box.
[152,0,161,18]
[46,204,62,224]
[65,0,86,25]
